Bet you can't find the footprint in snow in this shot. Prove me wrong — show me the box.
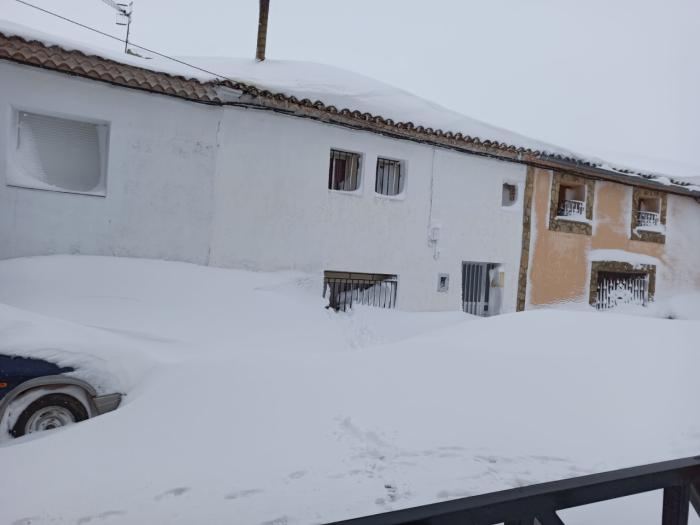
[154,487,190,501]
[225,488,263,500]
[437,488,472,500]
[12,518,41,525]
[288,470,307,480]
[260,517,288,525]
[375,483,410,506]
[76,511,126,524]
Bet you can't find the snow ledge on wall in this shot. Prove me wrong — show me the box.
[588,249,660,268]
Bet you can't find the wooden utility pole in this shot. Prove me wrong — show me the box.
[256,0,270,62]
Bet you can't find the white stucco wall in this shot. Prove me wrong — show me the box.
[658,194,700,298]
[0,61,220,264]
[209,106,527,312]
[0,61,529,312]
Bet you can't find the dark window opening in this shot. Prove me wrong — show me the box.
[502,183,517,206]
[323,271,397,311]
[375,158,404,196]
[328,149,361,191]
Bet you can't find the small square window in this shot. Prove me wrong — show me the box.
[375,158,404,196]
[328,149,361,192]
[9,110,108,195]
[502,183,517,207]
[437,273,449,292]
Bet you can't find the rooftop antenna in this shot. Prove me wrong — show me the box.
[256,0,270,62]
[100,0,133,54]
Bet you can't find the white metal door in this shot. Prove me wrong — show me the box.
[462,262,497,316]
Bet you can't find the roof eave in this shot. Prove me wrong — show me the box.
[1,31,698,199]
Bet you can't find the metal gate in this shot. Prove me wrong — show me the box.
[323,271,397,311]
[596,271,648,310]
[462,262,497,316]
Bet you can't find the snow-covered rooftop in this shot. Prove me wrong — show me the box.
[1,20,699,191]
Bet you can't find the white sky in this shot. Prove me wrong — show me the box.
[3,0,699,177]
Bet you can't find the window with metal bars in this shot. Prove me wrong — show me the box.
[595,271,649,310]
[323,271,398,311]
[328,149,361,191]
[375,158,404,196]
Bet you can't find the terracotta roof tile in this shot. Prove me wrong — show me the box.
[1,30,698,197]
[0,33,221,104]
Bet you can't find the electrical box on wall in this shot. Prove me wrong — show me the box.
[491,271,505,288]
[428,225,441,242]
[437,273,449,292]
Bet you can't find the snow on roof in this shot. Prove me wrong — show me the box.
[183,56,578,157]
[1,20,699,190]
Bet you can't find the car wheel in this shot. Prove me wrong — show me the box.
[11,393,89,437]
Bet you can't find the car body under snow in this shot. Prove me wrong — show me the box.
[0,354,122,438]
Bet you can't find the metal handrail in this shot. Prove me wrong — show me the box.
[638,210,661,227]
[325,455,700,525]
[558,199,585,217]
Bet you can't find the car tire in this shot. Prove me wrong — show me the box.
[11,393,89,438]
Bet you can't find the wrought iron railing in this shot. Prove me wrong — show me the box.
[638,210,661,227]
[325,455,700,525]
[558,199,585,218]
[324,272,397,311]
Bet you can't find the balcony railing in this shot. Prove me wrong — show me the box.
[638,210,660,228]
[325,455,700,525]
[558,199,585,218]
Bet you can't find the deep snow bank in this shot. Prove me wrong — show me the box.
[0,256,699,525]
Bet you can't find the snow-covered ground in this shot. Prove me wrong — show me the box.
[1,256,699,525]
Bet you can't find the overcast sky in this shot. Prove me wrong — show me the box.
[4,0,700,177]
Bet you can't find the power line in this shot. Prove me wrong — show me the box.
[13,0,236,82]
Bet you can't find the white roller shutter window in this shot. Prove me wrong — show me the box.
[16,112,105,192]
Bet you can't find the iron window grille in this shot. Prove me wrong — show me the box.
[328,149,361,192]
[638,210,660,227]
[375,158,403,196]
[558,199,585,217]
[596,271,649,310]
[324,271,397,311]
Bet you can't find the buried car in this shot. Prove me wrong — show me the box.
[0,354,122,438]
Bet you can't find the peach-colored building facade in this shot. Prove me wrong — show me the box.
[518,167,700,310]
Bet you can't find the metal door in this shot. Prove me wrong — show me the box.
[462,262,497,316]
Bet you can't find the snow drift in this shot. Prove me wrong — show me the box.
[0,256,699,525]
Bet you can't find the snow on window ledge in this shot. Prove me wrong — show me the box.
[7,110,108,197]
[555,214,591,224]
[374,191,406,202]
[634,224,666,235]
[6,165,106,197]
[328,187,363,198]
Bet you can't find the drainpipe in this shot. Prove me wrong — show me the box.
[256,0,270,62]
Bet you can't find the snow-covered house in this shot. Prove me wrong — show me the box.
[1,23,699,314]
